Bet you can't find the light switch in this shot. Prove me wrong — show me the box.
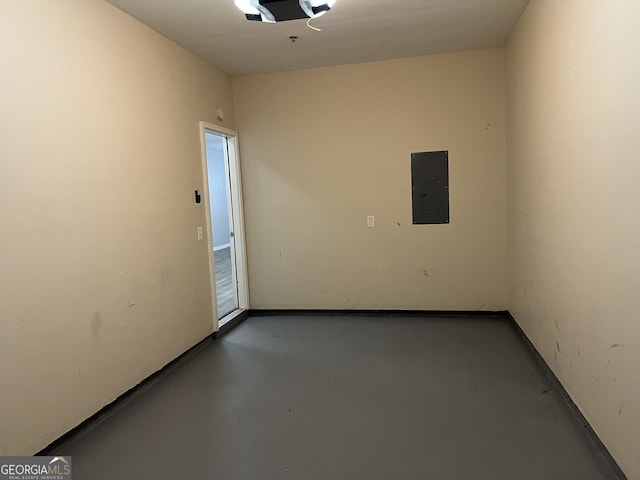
[197,226,203,241]
[367,216,375,228]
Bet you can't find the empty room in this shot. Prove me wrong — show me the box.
[1,0,638,479]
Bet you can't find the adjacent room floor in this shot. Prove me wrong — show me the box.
[214,246,235,318]
[54,314,621,479]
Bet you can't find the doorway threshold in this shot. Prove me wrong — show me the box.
[216,309,250,337]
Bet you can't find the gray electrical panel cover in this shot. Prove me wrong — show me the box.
[411,151,449,224]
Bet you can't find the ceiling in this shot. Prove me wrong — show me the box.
[106,0,529,76]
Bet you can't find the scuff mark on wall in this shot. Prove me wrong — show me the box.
[593,359,613,384]
[417,267,430,277]
[608,343,639,350]
[616,401,638,416]
[90,312,102,336]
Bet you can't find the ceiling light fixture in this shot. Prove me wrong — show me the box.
[234,0,337,23]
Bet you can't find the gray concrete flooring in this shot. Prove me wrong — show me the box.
[55,315,621,479]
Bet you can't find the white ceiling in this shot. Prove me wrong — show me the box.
[106,0,529,76]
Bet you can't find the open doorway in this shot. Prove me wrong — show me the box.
[200,122,249,329]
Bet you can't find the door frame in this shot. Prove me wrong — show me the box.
[199,121,249,331]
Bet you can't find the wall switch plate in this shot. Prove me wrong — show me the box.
[367,216,375,228]
[197,226,203,241]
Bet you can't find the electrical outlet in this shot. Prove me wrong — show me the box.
[197,226,203,241]
[367,216,375,228]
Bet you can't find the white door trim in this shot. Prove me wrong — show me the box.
[199,121,250,332]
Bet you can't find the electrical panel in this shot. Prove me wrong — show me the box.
[411,151,449,225]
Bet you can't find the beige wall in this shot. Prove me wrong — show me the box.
[506,1,640,477]
[0,0,233,455]
[233,50,507,310]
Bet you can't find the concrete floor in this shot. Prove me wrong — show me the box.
[55,315,621,479]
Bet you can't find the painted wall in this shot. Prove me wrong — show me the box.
[0,0,234,455]
[205,133,232,249]
[233,49,507,310]
[506,1,640,477]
